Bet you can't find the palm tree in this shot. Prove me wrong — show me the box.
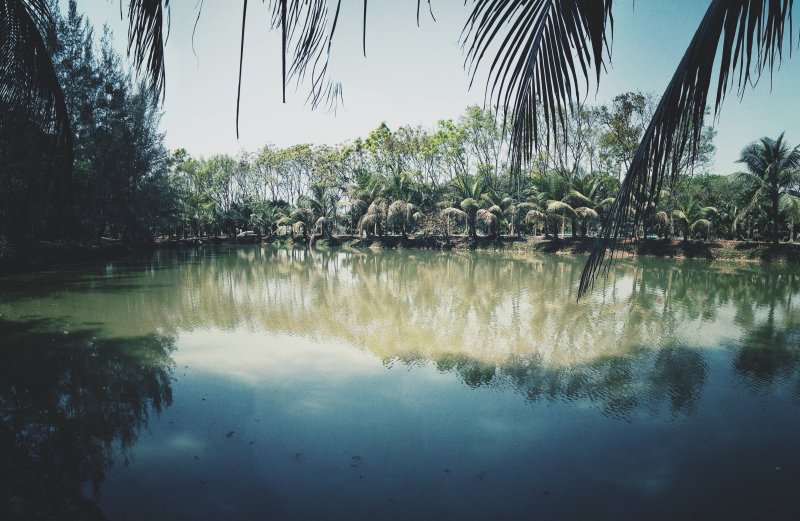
[4,1,797,296]
[276,207,315,241]
[780,193,800,243]
[671,194,719,242]
[440,206,467,237]
[564,174,616,237]
[734,134,800,245]
[386,200,419,238]
[507,201,541,237]
[459,197,480,238]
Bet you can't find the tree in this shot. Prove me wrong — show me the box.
[735,134,800,245]
[671,194,718,242]
[2,1,795,292]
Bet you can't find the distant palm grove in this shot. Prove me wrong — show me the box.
[2,3,800,251]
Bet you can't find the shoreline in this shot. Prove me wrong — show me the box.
[2,235,800,274]
[311,235,800,265]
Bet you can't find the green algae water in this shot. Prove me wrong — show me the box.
[2,245,800,520]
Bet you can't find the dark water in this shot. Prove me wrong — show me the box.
[1,246,799,520]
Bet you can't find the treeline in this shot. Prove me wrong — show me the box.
[169,94,713,242]
[3,4,799,250]
[0,1,174,246]
[170,94,800,244]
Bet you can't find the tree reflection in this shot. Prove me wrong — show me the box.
[0,318,175,521]
[424,344,708,419]
[730,322,800,398]
[2,245,800,423]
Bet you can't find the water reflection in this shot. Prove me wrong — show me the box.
[433,345,708,419]
[3,247,800,520]
[3,246,798,420]
[0,318,174,520]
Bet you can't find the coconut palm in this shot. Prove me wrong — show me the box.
[4,1,797,296]
[459,197,480,238]
[507,201,541,237]
[545,200,578,239]
[386,200,418,237]
[358,199,387,238]
[779,192,800,242]
[671,195,718,242]
[441,206,467,237]
[734,134,800,245]
[653,211,672,239]
[523,208,547,236]
[564,175,616,237]
[276,207,315,240]
[476,207,499,238]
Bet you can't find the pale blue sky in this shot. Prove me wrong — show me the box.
[81,1,800,173]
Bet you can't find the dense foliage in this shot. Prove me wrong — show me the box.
[168,96,796,245]
[2,4,799,250]
[0,1,174,245]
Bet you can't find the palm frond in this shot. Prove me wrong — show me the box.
[779,192,800,220]
[579,0,795,298]
[671,210,688,224]
[732,170,764,187]
[462,0,613,172]
[565,189,591,206]
[575,206,597,220]
[127,0,169,100]
[514,201,541,214]
[524,209,546,224]
[290,207,315,223]
[597,196,615,208]
[460,197,479,213]
[442,207,467,219]
[546,199,576,217]
[0,0,73,227]
[690,218,711,233]
[733,185,765,231]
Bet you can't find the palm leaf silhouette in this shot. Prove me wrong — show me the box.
[0,0,73,229]
[461,0,613,173]
[578,0,795,298]
[127,0,169,100]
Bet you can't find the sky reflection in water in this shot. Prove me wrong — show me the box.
[1,246,800,520]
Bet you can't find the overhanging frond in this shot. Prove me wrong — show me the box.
[579,0,796,299]
[127,0,169,100]
[462,0,613,173]
[0,0,73,227]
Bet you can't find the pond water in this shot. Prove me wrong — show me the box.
[1,245,800,520]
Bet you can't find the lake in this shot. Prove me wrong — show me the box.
[1,245,799,520]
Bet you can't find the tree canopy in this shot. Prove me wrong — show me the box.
[2,0,798,294]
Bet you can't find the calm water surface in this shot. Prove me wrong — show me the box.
[1,246,800,520]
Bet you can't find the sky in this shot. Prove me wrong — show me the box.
[79,0,800,174]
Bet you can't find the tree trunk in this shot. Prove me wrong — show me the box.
[772,193,780,245]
